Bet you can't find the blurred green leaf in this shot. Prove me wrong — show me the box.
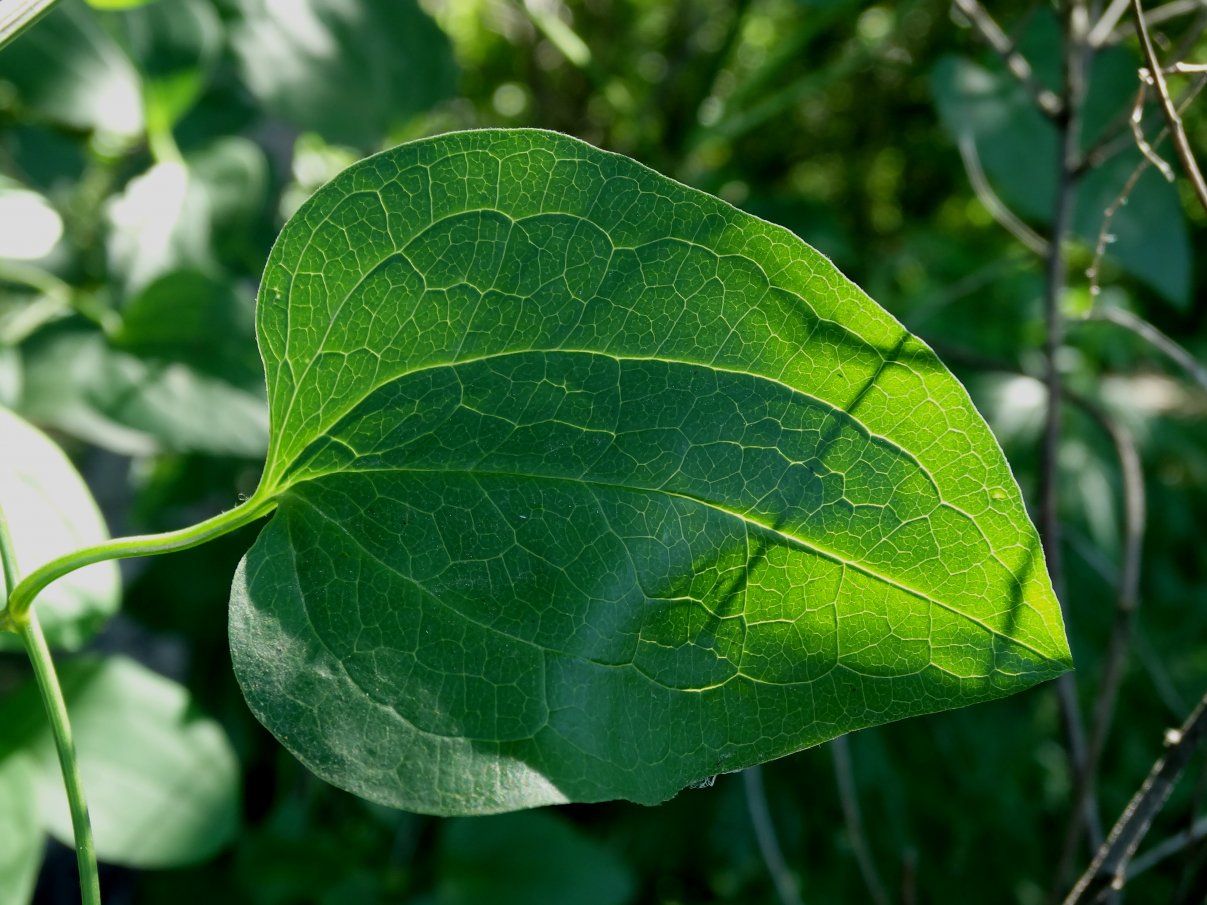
[931,51,1191,306]
[229,0,457,148]
[25,656,241,868]
[229,129,1069,816]
[0,0,143,138]
[0,347,19,407]
[106,160,215,296]
[438,812,635,905]
[0,752,40,905]
[0,181,63,261]
[114,0,222,131]
[0,405,120,650]
[19,319,268,457]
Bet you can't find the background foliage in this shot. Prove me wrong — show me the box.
[1,0,1205,902]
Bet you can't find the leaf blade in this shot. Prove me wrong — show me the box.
[232,128,1070,815]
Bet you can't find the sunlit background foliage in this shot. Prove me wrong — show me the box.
[1,0,1206,902]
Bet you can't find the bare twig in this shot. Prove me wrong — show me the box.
[1090,0,1136,44]
[831,736,890,905]
[952,0,1065,118]
[1064,688,1207,903]
[1133,0,1207,214]
[1041,7,1108,896]
[1102,0,1207,44]
[958,134,1051,254]
[1085,72,1207,297]
[744,766,803,905]
[1085,306,1207,393]
[1129,88,1178,179]
[1054,397,1147,891]
[1128,814,1207,879]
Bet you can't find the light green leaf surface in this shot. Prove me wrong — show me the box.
[26,656,240,868]
[0,753,41,905]
[229,128,1070,815]
[229,0,456,149]
[438,811,635,905]
[0,406,119,649]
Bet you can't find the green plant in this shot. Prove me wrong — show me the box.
[0,123,1071,901]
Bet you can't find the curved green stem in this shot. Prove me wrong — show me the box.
[21,612,102,905]
[0,508,100,904]
[2,493,277,629]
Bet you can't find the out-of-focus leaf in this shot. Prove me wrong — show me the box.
[106,161,215,297]
[438,812,635,905]
[0,347,19,407]
[229,0,457,148]
[931,52,1190,306]
[0,0,143,138]
[0,753,40,905]
[230,129,1069,816]
[27,656,241,868]
[19,319,268,458]
[0,405,120,650]
[0,182,63,261]
[115,0,222,130]
[186,137,271,269]
[107,138,271,295]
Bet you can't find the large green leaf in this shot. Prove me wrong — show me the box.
[229,128,1070,815]
[0,405,119,649]
[0,753,40,905]
[22,656,241,868]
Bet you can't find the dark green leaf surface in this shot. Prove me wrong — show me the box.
[438,811,635,905]
[230,128,1070,815]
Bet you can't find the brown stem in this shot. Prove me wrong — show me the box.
[953,0,1065,118]
[1064,688,1207,903]
[1132,0,1207,214]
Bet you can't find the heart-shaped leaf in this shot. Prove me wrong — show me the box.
[230,128,1070,815]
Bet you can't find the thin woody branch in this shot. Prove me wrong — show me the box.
[1064,689,1207,903]
[952,0,1065,118]
[1133,0,1207,214]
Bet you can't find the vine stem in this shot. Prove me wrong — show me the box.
[0,508,100,904]
[21,613,101,905]
[1,493,276,631]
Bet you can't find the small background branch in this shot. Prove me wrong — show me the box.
[1064,689,1207,903]
[744,766,804,905]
